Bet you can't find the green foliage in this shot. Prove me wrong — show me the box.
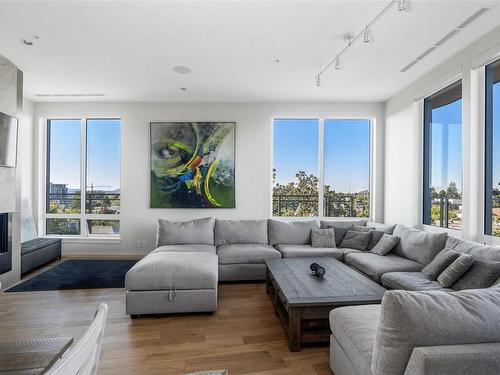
[272,169,369,217]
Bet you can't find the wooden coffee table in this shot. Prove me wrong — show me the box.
[265,257,386,351]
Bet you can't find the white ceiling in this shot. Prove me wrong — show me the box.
[0,0,500,102]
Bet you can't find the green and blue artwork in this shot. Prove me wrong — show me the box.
[150,122,235,208]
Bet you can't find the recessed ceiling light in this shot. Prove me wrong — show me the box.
[179,87,187,91]
[275,59,280,63]
[173,66,192,74]
[22,39,33,46]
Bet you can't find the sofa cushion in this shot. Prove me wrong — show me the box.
[370,234,400,256]
[125,252,218,291]
[340,230,372,250]
[392,228,447,265]
[268,219,319,245]
[446,236,500,262]
[274,244,343,260]
[320,219,367,229]
[152,244,216,254]
[366,222,397,234]
[21,238,61,256]
[330,304,380,375]
[157,217,214,246]
[452,259,500,290]
[381,272,452,292]
[327,225,351,247]
[345,253,424,282]
[214,219,268,246]
[217,244,281,264]
[311,228,336,248]
[421,248,460,280]
[371,288,500,375]
[437,254,474,288]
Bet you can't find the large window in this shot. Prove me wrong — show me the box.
[45,118,121,237]
[485,59,500,237]
[423,80,463,230]
[273,118,371,218]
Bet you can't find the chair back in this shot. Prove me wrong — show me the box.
[46,303,108,375]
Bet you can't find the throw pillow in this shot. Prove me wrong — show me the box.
[367,230,385,250]
[327,225,352,247]
[437,254,474,288]
[421,248,461,281]
[351,225,374,233]
[339,230,372,250]
[369,234,400,256]
[452,259,500,290]
[311,228,336,248]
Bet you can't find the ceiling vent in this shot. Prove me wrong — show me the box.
[400,7,490,72]
[35,93,106,97]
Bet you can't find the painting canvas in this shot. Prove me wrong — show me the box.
[150,122,235,208]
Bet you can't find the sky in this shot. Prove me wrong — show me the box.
[49,119,120,191]
[429,99,463,193]
[273,118,370,193]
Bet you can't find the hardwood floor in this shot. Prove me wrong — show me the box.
[0,270,333,375]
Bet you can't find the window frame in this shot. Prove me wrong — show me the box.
[42,117,121,239]
[271,115,374,220]
[484,58,500,238]
[421,79,464,232]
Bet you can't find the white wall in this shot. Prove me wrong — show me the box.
[384,24,500,245]
[33,101,384,255]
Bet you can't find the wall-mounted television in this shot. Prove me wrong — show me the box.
[0,112,18,168]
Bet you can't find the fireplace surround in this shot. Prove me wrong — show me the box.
[0,212,12,275]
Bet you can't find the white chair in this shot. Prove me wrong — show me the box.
[46,303,108,375]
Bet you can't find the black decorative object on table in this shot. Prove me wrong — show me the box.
[310,262,326,278]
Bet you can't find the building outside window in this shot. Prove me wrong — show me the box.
[485,58,500,237]
[272,118,371,218]
[45,118,121,237]
[422,80,463,230]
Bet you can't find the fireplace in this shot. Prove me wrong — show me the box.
[0,213,12,275]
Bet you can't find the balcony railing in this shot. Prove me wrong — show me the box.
[48,192,120,214]
[429,197,462,230]
[272,194,368,217]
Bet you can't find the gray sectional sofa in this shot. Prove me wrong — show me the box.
[125,216,500,374]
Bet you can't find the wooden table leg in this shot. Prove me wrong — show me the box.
[288,307,301,352]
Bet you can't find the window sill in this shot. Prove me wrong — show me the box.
[43,235,121,244]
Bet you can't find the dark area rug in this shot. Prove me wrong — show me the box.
[6,259,137,292]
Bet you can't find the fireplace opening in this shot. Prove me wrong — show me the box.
[0,213,12,275]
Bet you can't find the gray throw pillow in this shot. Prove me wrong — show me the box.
[327,225,352,247]
[437,254,474,288]
[367,230,385,250]
[452,259,500,290]
[311,228,336,248]
[369,234,399,256]
[340,230,372,250]
[421,248,461,281]
[351,225,373,233]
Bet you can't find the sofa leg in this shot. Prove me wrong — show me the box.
[130,314,141,319]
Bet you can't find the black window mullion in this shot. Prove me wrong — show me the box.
[423,97,433,225]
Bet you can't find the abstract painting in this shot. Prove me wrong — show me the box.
[150,122,235,208]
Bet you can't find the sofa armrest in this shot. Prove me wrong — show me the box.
[404,343,500,375]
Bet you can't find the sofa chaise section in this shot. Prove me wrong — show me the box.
[125,251,218,315]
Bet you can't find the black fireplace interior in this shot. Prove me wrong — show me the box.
[0,213,12,275]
